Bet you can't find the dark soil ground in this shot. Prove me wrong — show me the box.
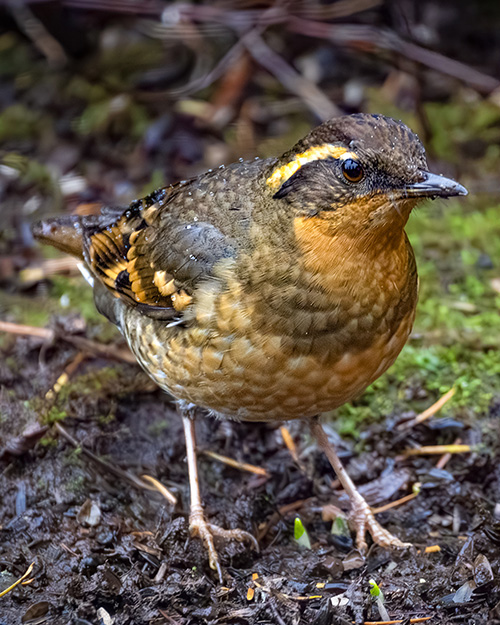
[1,323,500,625]
[1,4,500,624]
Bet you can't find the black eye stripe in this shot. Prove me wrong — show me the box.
[342,158,364,183]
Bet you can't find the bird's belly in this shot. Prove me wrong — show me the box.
[124,310,415,422]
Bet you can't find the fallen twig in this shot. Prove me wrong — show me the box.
[140,474,178,506]
[288,19,499,94]
[295,0,383,20]
[397,388,456,431]
[0,320,53,340]
[0,320,136,364]
[202,449,269,477]
[402,444,471,457]
[20,257,81,282]
[45,352,87,401]
[0,562,35,598]
[64,335,136,364]
[436,437,462,470]
[55,423,176,504]
[280,426,306,472]
[372,489,419,515]
[9,3,67,65]
[357,618,433,625]
[249,572,322,602]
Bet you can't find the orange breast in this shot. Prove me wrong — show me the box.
[121,265,416,422]
[120,211,417,421]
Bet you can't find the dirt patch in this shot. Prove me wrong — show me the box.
[1,331,500,624]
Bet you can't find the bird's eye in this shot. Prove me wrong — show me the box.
[342,159,364,183]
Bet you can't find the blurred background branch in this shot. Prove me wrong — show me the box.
[1,0,500,281]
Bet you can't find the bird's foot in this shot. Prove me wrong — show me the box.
[189,506,259,582]
[350,494,411,553]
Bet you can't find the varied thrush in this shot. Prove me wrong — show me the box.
[33,114,467,580]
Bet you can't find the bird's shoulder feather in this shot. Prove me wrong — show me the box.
[83,182,238,320]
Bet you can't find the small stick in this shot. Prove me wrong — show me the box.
[397,388,455,430]
[55,423,176,502]
[280,426,306,471]
[435,438,462,470]
[0,562,35,598]
[423,545,441,554]
[20,257,81,282]
[372,491,418,515]
[358,618,433,625]
[202,449,269,477]
[10,3,67,65]
[140,474,177,506]
[45,352,86,401]
[0,320,136,364]
[250,573,322,601]
[403,444,471,457]
[65,335,136,364]
[0,320,53,340]
[60,543,79,558]
[289,18,499,94]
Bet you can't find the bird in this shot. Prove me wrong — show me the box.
[32,113,467,581]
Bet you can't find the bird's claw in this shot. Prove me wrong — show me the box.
[189,508,259,582]
[350,495,411,553]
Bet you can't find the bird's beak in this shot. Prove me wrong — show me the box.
[405,171,468,199]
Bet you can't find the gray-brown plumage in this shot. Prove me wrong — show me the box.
[33,114,467,578]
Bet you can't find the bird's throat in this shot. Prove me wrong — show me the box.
[293,214,411,297]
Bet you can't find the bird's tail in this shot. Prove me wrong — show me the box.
[31,216,85,260]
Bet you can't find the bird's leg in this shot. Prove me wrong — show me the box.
[310,416,410,552]
[180,407,259,582]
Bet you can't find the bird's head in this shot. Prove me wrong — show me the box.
[267,114,467,239]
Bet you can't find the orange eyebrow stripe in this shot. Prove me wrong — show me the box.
[266,144,351,189]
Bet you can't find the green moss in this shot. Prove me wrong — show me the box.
[39,436,58,448]
[0,105,43,142]
[147,419,170,437]
[65,75,109,104]
[4,356,20,374]
[74,96,150,139]
[31,365,127,427]
[97,412,116,426]
[50,275,102,324]
[1,272,109,332]
[7,300,51,328]
[44,274,119,340]
[94,38,166,87]
[425,100,500,165]
[55,367,122,404]
[36,478,48,491]
[45,406,69,424]
[258,117,313,159]
[65,474,86,493]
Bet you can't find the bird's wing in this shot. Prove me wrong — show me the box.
[82,185,236,320]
